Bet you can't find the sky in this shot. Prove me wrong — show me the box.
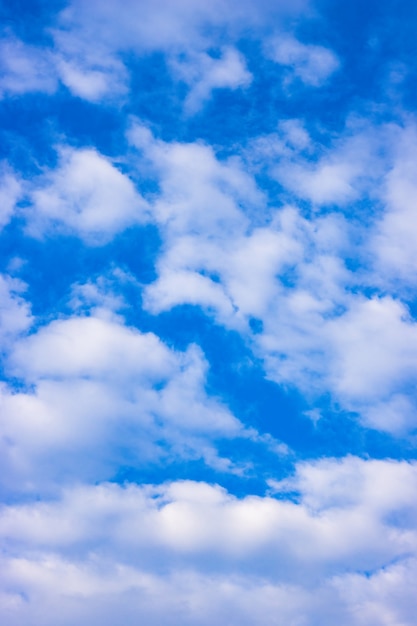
[1,0,417,624]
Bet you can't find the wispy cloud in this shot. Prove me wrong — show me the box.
[267,36,340,87]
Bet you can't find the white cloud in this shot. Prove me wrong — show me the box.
[27,147,149,244]
[373,123,417,286]
[52,29,129,101]
[171,47,252,114]
[268,35,340,87]
[128,122,268,323]
[0,2,332,108]
[326,297,417,402]
[0,31,127,103]
[1,311,253,493]
[128,122,261,236]
[1,457,417,624]
[0,165,22,230]
[2,555,415,626]
[69,269,134,316]
[0,274,32,348]
[47,0,309,106]
[258,290,417,433]
[3,6,417,626]
[55,55,128,102]
[127,119,417,434]
[144,268,236,319]
[55,0,306,56]
[2,457,417,574]
[272,126,380,206]
[0,36,57,98]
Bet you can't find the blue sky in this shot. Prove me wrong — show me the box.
[1,1,417,624]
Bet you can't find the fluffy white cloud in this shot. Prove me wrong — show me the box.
[271,124,381,206]
[128,122,268,324]
[0,310,256,494]
[55,54,128,102]
[5,455,414,579]
[325,296,417,426]
[3,4,417,626]
[27,147,149,243]
[1,457,416,625]
[128,122,261,237]
[128,119,417,434]
[1,2,336,108]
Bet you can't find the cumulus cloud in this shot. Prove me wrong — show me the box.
[3,4,417,624]
[125,117,417,434]
[270,123,382,206]
[1,457,417,624]
[128,122,267,324]
[27,146,149,244]
[0,1,332,108]
[128,122,261,235]
[0,309,259,494]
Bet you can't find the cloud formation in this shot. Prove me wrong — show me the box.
[1,457,417,624]
[1,0,417,624]
[27,147,149,243]
[1,309,256,495]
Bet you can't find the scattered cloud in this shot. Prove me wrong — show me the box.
[171,47,252,114]
[1,1,417,624]
[26,147,150,244]
[0,36,57,98]
[268,36,340,87]
[1,310,253,494]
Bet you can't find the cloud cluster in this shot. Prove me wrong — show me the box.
[1,307,255,494]
[1,1,417,624]
[8,115,417,436]
[117,120,417,433]
[1,457,416,624]
[0,0,336,107]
